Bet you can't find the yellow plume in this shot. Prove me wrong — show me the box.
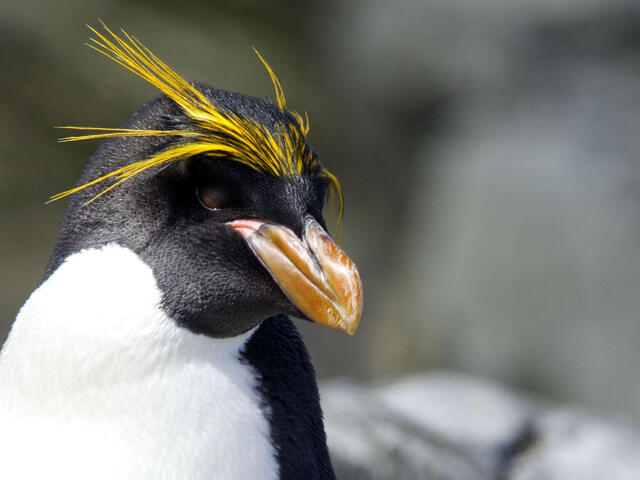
[52,21,343,230]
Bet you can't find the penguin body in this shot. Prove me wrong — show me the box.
[0,25,360,480]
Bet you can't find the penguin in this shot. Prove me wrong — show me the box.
[0,24,362,480]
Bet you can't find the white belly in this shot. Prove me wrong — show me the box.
[0,244,278,480]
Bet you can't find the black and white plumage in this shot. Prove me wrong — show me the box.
[0,25,362,480]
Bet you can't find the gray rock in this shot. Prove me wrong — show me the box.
[322,372,640,480]
[510,409,640,480]
[375,373,536,476]
[323,381,486,480]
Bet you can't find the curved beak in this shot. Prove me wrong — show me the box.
[228,217,363,335]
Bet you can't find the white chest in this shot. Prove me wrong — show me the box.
[0,244,278,480]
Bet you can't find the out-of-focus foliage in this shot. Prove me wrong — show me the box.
[2,0,640,417]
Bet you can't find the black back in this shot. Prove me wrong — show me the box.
[242,316,336,480]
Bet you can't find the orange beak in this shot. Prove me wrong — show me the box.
[228,217,363,335]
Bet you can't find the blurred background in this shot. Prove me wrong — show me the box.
[2,0,640,423]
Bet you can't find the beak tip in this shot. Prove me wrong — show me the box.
[347,316,361,336]
[341,308,362,335]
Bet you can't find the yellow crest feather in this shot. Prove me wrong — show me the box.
[52,22,343,230]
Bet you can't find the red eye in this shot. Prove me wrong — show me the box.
[197,185,236,211]
[200,190,221,210]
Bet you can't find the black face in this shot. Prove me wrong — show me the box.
[46,86,331,337]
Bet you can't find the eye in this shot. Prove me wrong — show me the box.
[197,183,238,211]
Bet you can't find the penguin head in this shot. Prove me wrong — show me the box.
[47,26,362,339]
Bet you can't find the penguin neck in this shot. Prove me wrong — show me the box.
[0,243,278,479]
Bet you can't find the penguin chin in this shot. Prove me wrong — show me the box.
[163,272,306,339]
[179,312,265,338]
[179,304,303,339]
